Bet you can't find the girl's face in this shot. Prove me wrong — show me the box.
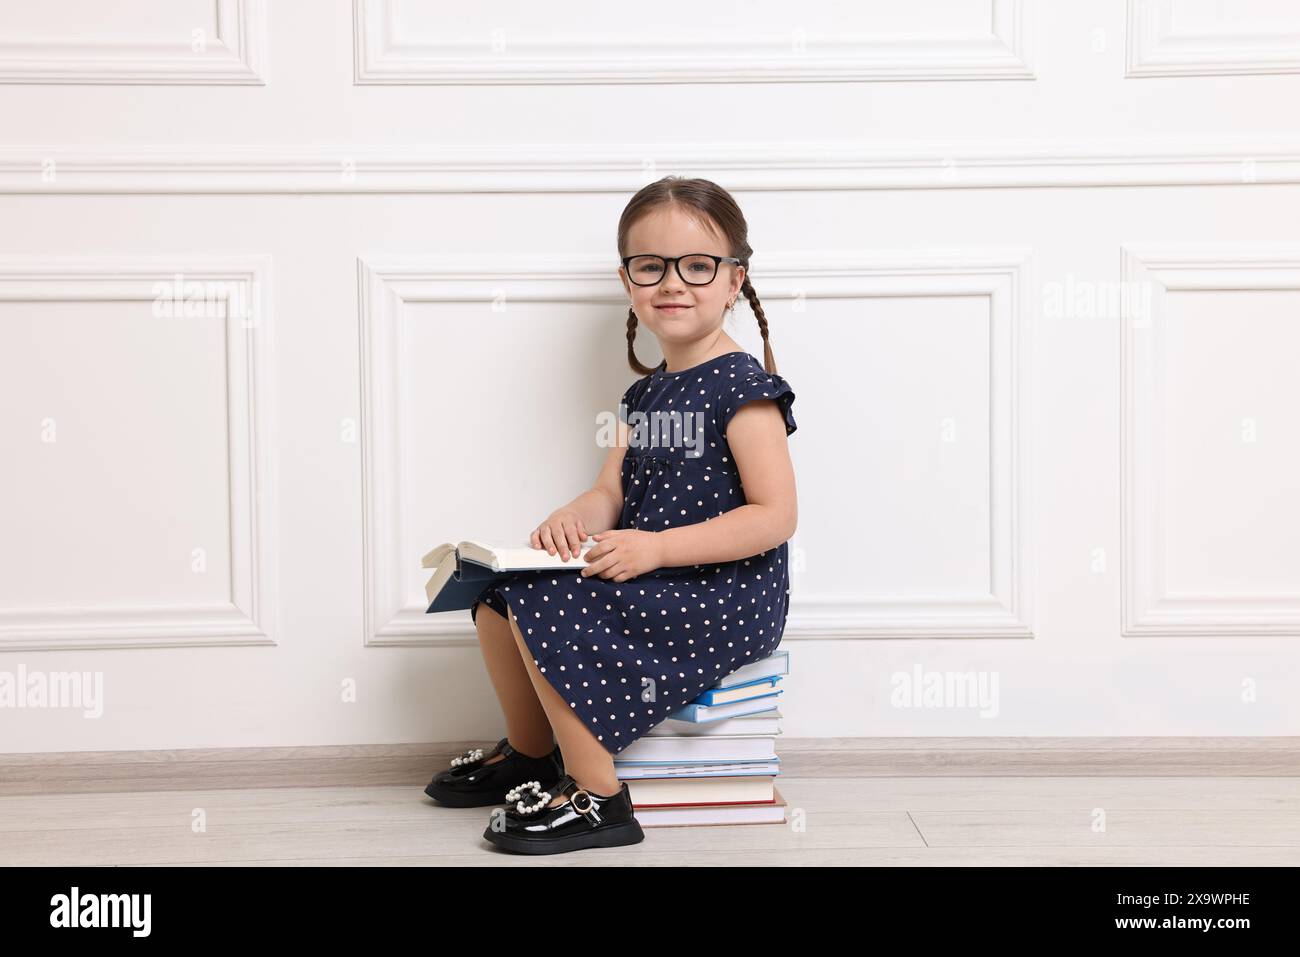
[619,206,744,352]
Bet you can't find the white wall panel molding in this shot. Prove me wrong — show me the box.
[3,138,1299,194]
[357,255,629,647]
[1121,244,1300,636]
[353,0,1033,84]
[772,251,1035,640]
[0,0,266,85]
[360,250,1033,646]
[1127,0,1300,77]
[0,257,277,650]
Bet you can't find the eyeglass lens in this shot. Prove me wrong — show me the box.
[627,255,721,285]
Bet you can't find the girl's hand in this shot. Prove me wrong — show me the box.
[579,529,663,582]
[530,509,589,561]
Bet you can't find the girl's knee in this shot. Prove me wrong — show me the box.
[473,602,508,632]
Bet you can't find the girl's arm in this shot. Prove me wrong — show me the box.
[655,399,797,567]
[531,420,630,560]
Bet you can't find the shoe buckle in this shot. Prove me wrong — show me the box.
[568,789,597,821]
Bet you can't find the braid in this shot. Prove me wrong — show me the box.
[624,273,774,377]
[740,276,778,375]
[625,306,661,376]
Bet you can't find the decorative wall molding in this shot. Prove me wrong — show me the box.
[2,139,1298,193]
[775,250,1035,641]
[357,255,631,647]
[1121,244,1300,636]
[1127,0,1300,77]
[360,250,1033,646]
[0,257,278,650]
[0,0,266,84]
[353,0,1033,84]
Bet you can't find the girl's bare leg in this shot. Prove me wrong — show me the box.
[472,604,554,762]
[505,605,621,808]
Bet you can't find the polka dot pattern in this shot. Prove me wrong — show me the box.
[470,351,796,755]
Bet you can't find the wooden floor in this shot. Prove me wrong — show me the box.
[4,775,1299,866]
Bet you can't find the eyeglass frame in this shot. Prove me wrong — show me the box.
[620,253,742,287]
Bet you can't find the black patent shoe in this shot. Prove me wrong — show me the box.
[424,737,564,808]
[482,773,645,854]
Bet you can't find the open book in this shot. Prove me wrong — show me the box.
[421,539,597,614]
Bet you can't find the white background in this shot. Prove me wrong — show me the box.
[2,0,1299,753]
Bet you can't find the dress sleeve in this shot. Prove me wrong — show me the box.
[618,378,642,424]
[717,370,797,437]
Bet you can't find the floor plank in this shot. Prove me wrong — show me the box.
[4,776,1299,866]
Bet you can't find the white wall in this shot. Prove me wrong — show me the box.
[2,0,1299,754]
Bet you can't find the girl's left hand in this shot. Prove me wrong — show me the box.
[579,529,663,581]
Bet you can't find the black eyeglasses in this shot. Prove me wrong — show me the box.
[621,254,742,286]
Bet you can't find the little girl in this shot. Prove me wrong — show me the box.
[424,176,798,855]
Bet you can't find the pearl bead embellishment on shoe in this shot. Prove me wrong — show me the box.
[450,747,485,768]
[505,781,551,815]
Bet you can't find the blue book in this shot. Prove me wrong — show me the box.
[669,694,783,723]
[692,675,782,707]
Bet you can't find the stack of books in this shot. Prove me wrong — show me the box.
[616,649,789,827]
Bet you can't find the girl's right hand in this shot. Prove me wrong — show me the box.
[530,509,589,562]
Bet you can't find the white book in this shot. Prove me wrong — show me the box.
[715,648,789,689]
[420,538,596,612]
[648,709,783,737]
[615,734,778,765]
[615,759,781,780]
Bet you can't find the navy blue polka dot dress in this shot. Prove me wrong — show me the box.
[470,350,797,755]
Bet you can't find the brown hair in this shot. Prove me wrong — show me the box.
[617,176,778,377]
